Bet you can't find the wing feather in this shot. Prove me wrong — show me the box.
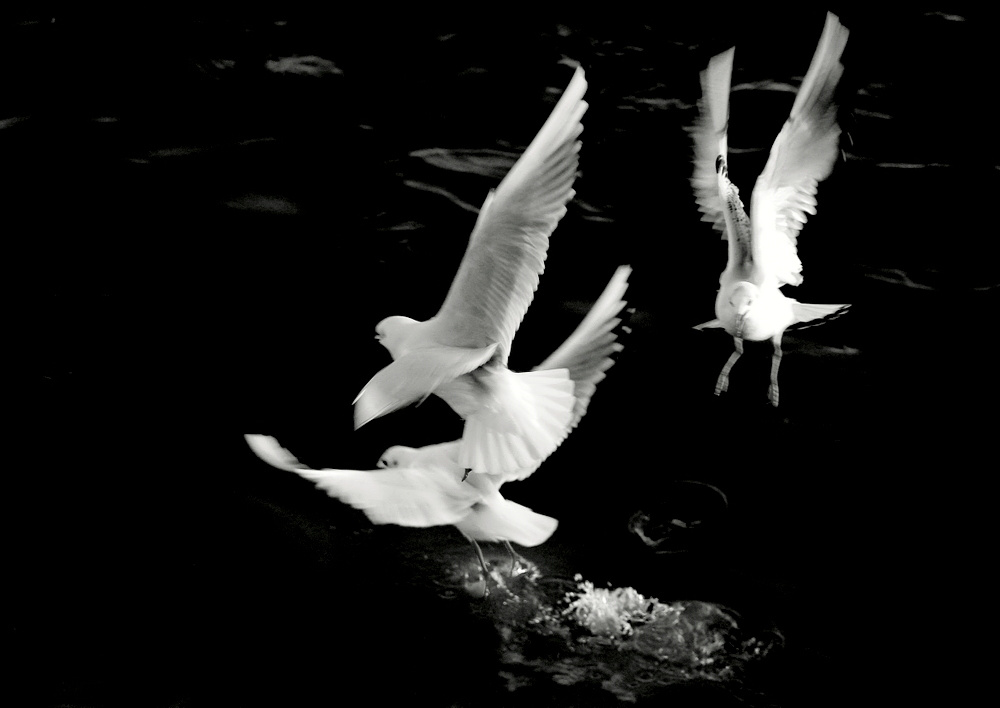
[296,465,481,528]
[465,265,632,485]
[749,12,849,286]
[688,48,735,238]
[244,435,481,528]
[535,265,631,429]
[432,66,588,363]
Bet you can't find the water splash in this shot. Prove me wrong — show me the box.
[425,553,782,704]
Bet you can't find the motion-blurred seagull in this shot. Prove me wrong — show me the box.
[690,12,851,406]
[247,436,553,584]
[354,66,588,477]
[250,265,630,582]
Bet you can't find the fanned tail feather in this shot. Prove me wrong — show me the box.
[456,498,558,547]
[536,265,631,427]
[459,368,574,479]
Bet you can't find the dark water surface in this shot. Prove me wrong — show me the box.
[11,8,994,707]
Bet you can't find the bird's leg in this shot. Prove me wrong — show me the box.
[769,333,783,407]
[469,538,491,595]
[715,336,744,396]
[502,540,520,576]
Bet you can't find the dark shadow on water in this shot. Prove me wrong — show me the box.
[11,8,993,707]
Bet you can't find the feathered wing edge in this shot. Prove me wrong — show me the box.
[244,434,557,547]
[458,368,575,478]
[243,435,482,528]
[788,13,850,124]
[431,65,588,362]
[749,12,850,286]
[788,301,850,330]
[535,265,631,428]
[245,433,307,472]
[688,47,735,239]
[469,265,631,484]
[693,319,724,330]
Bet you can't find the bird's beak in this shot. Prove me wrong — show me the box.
[376,459,386,469]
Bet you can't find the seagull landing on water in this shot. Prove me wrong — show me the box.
[250,265,630,590]
[690,12,851,407]
[354,65,588,479]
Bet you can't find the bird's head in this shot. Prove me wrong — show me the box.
[729,282,759,337]
[374,316,418,358]
[377,445,419,469]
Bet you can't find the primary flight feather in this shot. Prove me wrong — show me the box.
[690,12,851,406]
[354,65,589,476]
[251,264,630,577]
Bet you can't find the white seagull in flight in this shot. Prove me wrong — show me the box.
[249,264,630,581]
[354,65,588,478]
[690,12,851,406]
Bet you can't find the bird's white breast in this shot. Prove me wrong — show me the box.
[714,287,795,341]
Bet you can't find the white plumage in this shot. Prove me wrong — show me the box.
[690,13,851,406]
[354,66,588,476]
[250,264,630,575]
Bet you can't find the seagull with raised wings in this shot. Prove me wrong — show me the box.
[354,65,588,477]
[250,264,630,583]
[690,12,851,407]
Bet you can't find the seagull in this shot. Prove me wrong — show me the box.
[354,65,588,478]
[249,264,630,583]
[690,12,851,407]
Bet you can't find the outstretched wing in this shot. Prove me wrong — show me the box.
[749,12,849,286]
[689,48,735,239]
[295,466,482,528]
[245,433,309,472]
[789,301,850,329]
[535,265,630,429]
[469,265,631,485]
[431,66,588,364]
[244,435,482,528]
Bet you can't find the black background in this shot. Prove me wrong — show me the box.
[10,6,993,706]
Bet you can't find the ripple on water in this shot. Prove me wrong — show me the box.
[416,553,784,704]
